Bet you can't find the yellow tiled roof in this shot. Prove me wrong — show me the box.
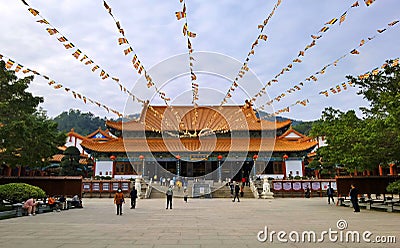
[106,105,292,132]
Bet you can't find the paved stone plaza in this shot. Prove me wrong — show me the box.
[0,197,398,248]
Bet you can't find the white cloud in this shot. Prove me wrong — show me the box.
[0,0,398,121]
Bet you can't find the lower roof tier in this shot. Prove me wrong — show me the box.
[81,137,317,153]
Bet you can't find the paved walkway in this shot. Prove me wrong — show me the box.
[0,197,398,248]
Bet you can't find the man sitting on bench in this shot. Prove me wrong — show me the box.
[71,195,82,208]
[48,196,60,212]
[23,198,38,216]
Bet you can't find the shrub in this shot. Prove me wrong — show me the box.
[386,180,400,195]
[0,183,46,204]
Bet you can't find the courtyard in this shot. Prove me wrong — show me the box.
[0,197,398,248]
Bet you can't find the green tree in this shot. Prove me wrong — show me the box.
[310,59,400,172]
[59,146,86,176]
[53,109,107,135]
[0,60,65,169]
[347,59,400,165]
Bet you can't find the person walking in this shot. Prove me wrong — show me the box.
[305,186,311,198]
[349,184,360,212]
[327,185,335,204]
[114,188,125,215]
[232,183,240,202]
[130,186,138,209]
[166,186,173,209]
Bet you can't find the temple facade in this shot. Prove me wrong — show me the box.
[81,103,318,182]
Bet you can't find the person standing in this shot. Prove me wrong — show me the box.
[130,186,138,209]
[327,185,335,204]
[232,183,240,202]
[183,187,188,203]
[166,186,173,209]
[349,184,360,212]
[114,188,125,215]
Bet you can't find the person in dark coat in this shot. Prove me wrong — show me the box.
[305,186,310,198]
[232,183,240,202]
[114,188,125,215]
[130,186,138,209]
[327,185,335,204]
[349,184,360,212]
[166,186,173,209]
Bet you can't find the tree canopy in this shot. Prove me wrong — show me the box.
[310,59,400,172]
[0,60,65,168]
[53,109,107,136]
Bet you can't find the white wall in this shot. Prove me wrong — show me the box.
[285,160,303,177]
[95,161,113,177]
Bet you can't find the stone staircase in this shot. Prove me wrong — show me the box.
[212,184,255,198]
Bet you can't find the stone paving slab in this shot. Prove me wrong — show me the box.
[0,197,399,247]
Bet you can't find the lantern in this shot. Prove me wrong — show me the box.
[176,155,181,160]
[110,155,116,161]
[282,154,289,160]
[139,155,144,160]
[253,154,259,160]
[217,155,223,160]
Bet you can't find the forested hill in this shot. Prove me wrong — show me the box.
[53,109,316,136]
[53,109,108,136]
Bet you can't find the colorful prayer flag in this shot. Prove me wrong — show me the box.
[5,59,14,69]
[183,23,188,36]
[46,28,58,35]
[258,34,268,41]
[320,90,329,97]
[124,47,133,55]
[91,65,99,72]
[15,64,23,72]
[63,43,74,49]
[72,49,81,59]
[187,31,197,38]
[325,18,337,25]
[103,0,112,14]
[364,0,375,6]
[118,38,128,45]
[319,26,329,33]
[350,49,360,55]
[339,12,347,25]
[175,11,186,20]
[37,19,49,24]
[58,36,67,42]
[352,1,359,7]
[28,8,39,16]
[388,20,399,26]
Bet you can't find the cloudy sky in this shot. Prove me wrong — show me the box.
[0,0,398,121]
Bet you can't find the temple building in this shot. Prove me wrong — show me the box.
[81,102,318,181]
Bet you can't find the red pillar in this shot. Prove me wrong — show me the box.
[354,168,358,176]
[379,165,383,176]
[389,164,394,175]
